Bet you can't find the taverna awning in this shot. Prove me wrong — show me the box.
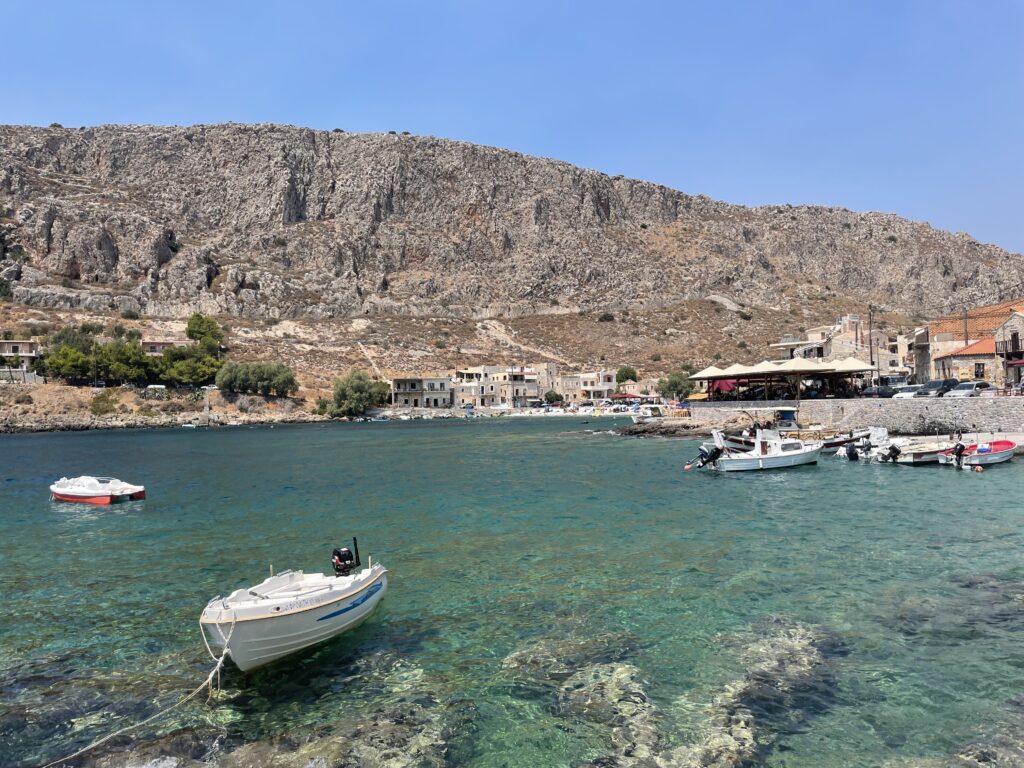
[829,356,876,373]
[692,357,875,381]
[689,365,726,381]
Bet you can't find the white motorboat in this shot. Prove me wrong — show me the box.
[631,405,667,425]
[200,541,387,672]
[49,475,146,505]
[689,430,823,472]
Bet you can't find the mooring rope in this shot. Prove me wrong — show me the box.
[41,617,236,768]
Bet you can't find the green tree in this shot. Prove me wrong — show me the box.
[185,313,225,345]
[319,369,390,418]
[543,390,563,404]
[656,371,694,400]
[616,366,638,384]
[44,345,92,381]
[156,344,221,386]
[215,360,298,396]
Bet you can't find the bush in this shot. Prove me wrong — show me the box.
[14,393,33,405]
[434,339,446,349]
[236,395,266,414]
[598,312,615,322]
[737,341,748,349]
[90,389,119,416]
[544,390,563,404]
[650,353,662,362]
[885,235,897,243]
[120,309,140,320]
[0,279,10,299]
[272,236,288,248]
[738,310,752,321]
[319,369,390,418]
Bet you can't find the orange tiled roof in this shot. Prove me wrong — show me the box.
[934,336,996,360]
[928,298,1024,337]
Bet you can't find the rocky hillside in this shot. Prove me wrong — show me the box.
[1,123,1020,322]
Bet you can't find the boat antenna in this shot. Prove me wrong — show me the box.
[352,537,361,568]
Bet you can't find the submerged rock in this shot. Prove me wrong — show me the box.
[556,663,661,767]
[667,618,846,768]
[501,621,641,686]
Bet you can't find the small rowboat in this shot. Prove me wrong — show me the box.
[937,440,1016,467]
[49,476,146,505]
[200,543,387,672]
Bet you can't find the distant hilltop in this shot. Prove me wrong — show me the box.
[0,122,1022,322]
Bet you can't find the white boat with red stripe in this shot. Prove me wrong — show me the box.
[937,439,1016,468]
[49,475,146,505]
[200,540,388,672]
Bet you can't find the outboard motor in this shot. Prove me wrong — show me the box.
[332,537,362,576]
[952,441,967,470]
[883,444,901,463]
[695,444,724,469]
[845,443,859,461]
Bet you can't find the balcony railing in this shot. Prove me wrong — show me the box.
[996,339,1022,355]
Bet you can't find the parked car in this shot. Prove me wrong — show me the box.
[892,384,922,399]
[914,378,960,398]
[861,385,898,398]
[944,380,993,398]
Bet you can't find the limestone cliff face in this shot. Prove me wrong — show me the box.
[0,123,1019,319]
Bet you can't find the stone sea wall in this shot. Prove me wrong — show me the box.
[691,398,1024,435]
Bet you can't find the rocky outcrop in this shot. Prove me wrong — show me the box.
[1,123,1021,321]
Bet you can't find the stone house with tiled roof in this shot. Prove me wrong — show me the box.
[921,298,1024,379]
[934,337,1001,384]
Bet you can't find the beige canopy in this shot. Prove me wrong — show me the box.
[689,365,726,381]
[829,356,876,373]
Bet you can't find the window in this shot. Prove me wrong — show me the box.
[10,345,18,354]
[975,363,986,379]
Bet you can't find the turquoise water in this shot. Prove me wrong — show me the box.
[3,418,1024,766]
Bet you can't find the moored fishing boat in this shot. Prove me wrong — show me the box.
[891,440,955,465]
[49,475,146,505]
[200,540,388,672]
[937,439,1016,468]
[688,429,822,472]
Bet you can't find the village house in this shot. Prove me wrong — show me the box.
[995,312,1024,386]
[770,314,911,378]
[933,337,1001,384]
[917,298,1024,380]
[452,365,542,407]
[141,339,194,357]
[579,370,616,401]
[390,374,452,408]
[0,339,41,369]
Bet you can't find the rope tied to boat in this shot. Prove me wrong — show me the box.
[41,616,237,768]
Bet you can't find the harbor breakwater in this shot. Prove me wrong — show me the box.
[698,398,1024,434]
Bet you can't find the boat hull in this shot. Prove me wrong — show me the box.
[714,445,822,471]
[202,573,388,672]
[50,489,146,504]
[937,448,1015,466]
[723,430,867,455]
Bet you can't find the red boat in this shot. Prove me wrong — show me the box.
[937,440,1016,467]
[49,476,146,505]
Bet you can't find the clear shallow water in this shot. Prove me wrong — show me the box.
[2,419,1024,766]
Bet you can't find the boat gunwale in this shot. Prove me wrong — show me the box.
[201,568,388,624]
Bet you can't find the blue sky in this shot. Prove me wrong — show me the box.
[4,1,1022,251]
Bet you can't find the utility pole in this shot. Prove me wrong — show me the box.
[867,304,875,368]
[963,308,969,345]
